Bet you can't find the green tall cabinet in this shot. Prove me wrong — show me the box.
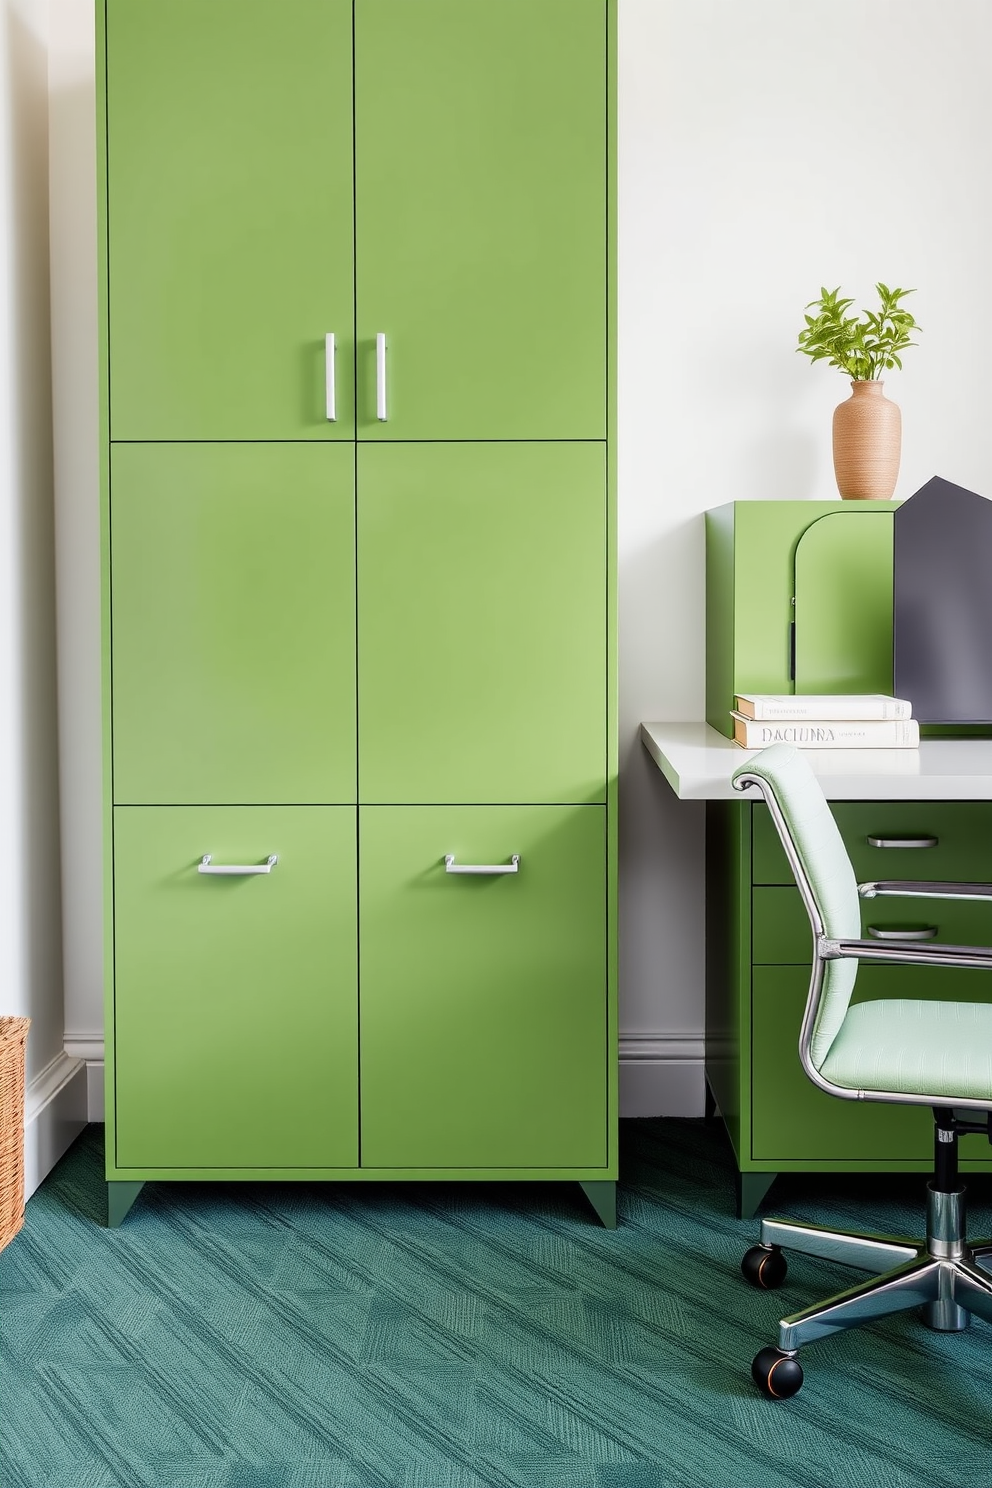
[98,0,617,1224]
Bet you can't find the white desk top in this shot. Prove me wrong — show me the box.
[640,721,992,801]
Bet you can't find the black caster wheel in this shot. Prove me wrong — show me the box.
[741,1244,787,1289]
[751,1346,803,1399]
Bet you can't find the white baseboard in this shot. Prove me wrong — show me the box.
[619,1033,705,1117]
[64,1035,707,1127]
[64,1038,106,1121]
[24,1051,88,1200]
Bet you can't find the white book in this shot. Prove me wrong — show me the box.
[731,713,920,749]
[734,693,912,722]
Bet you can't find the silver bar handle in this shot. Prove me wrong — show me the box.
[868,835,938,849]
[376,332,387,421]
[867,924,938,941]
[199,854,278,876]
[325,333,336,421]
[444,853,519,876]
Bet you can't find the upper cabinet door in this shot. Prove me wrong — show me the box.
[354,0,607,440]
[105,0,354,441]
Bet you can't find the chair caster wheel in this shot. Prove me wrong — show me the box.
[741,1244,787,1289]
[751,1346,803,1399]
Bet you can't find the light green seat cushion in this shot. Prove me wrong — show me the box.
[820,998,992,1100]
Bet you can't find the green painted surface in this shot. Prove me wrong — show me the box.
[99,2,617,1188]
[752,799,992,885]
[96,2,115,1133]
[705,801,751,1166]
[751,964,992,1163]
[704,505,737,740]
[604,5,619,1175]
[359,805,608,1170]
[106,1180,144,1228]
[114,806,358,1170]
[354,0,606,439]
[105,0,354,440]
[705,500,899,737]
[794,511,894,693]
[752,885,992,966]
[579,1180,617,1229]
[357,443,607,805]
[111,443,356,805]
[734,797,992,1176]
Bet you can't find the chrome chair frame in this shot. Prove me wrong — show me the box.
[734,765,992,1385]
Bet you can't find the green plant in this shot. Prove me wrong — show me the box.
[797,282,920,380]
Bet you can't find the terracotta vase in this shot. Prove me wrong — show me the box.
[831,379,901,500]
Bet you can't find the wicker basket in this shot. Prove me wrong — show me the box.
[0,1017,30,1252]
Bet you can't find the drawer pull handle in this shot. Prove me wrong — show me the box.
[867,836,939,849]
[444,853,520,876]
[376,332,388,421]
[198,854,278,876]
[325,332,336,421]
[867,924,938,941]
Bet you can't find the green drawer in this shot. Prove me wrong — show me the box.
[752,800,992,886]
[751,964,992,1163]
[752,885,992,965]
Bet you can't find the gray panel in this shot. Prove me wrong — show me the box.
[893,477,992,723]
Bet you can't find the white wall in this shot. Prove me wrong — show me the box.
[48,0,992,1113]
[617,0,992,1110]
[0,0,65,1082]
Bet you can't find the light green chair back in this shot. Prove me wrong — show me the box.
[732,742,861,1068]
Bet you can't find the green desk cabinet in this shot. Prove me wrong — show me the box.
[707,798,992,1217]
[98,0,618,1225]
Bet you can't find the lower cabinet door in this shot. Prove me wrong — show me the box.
[113,806,358,1170]
[358,805,608,1169]
[751,965,992,1164]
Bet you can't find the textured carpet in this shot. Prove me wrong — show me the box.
[3,1119,992,1488]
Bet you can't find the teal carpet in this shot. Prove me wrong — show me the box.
[3,1120,992,1488]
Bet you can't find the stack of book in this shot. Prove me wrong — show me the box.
[730,693,919,749]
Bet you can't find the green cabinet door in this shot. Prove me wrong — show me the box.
[111,444,356,805]
[105,0,354,440]
[354,0,606,439]
[113,806,358,1171]
[359,805,608,1169]
[357,443,606,804]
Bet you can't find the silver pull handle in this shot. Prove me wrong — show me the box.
[198,854,278,876]
[868,836,939,849]
[867,924,938,941]
[376,332,388,421]
[325,333,336,421]
[444,853,520,876]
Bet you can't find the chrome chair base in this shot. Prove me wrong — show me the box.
[755,1186,992,1353]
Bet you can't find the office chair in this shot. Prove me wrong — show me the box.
[732,742,992,1399]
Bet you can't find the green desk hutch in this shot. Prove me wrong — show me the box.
[701,501,992,1216]
[98,0,618,1226]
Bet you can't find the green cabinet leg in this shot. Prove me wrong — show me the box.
[579,1180,617,1229]
[737,1171,776,1221]
[107,1181,145,1228]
